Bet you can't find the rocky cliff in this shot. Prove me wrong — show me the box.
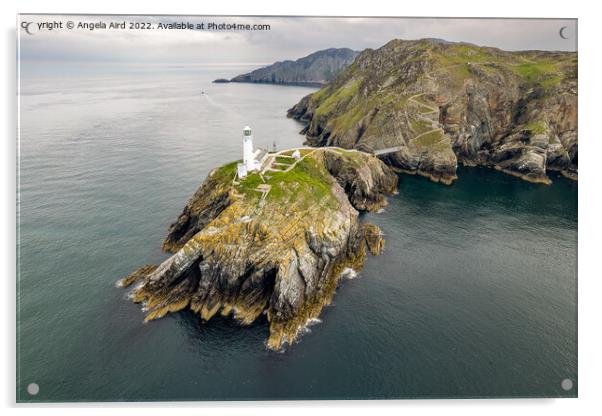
[228,48,360,87]
[288,39,577,184]
[120,148,397,350]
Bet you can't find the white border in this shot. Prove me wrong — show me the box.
[3,0,601,414]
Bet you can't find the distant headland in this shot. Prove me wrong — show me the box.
[213,48,359,87]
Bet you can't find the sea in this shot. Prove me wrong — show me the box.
[17,63,577,401]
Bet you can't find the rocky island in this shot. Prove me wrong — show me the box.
[220,48,359,87]
[288,39,578,184]
[120,147,397,350]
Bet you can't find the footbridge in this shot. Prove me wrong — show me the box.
[373,146,404,156]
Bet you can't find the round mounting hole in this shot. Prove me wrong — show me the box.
[27,383,39,396]
[561,378,573,391]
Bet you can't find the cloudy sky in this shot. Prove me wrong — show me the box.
[18,15,577,65]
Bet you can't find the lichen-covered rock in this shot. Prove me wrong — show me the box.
[121,148,397,350]
[363,223,384,255]
[162,167,233,252]
[321,150,398,211]
[288,39,577,184]
[117,264,157,288]
[494,147,550,184]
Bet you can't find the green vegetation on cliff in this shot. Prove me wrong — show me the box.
[217,153,338,209]
[411,129,445,149]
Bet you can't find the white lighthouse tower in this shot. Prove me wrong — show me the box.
[237,126,267,179]
[242,126,255,171]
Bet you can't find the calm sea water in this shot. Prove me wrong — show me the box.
[17,64,577,401]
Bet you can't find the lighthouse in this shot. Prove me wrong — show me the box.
[242,126,255,171]
[237,126,268,179]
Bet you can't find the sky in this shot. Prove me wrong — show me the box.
[18,15,577,65]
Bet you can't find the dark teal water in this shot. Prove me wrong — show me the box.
[17,64,577,401]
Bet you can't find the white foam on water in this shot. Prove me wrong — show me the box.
[126,281,145,300]
[266,315,325,352]
[305,317,322,327]
[340,267,359,279]
[294,316,324,339]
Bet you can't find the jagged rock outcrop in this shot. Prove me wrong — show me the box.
[362,223,384,255]
[288,38,577,184]
[120,148,397,350]
[228,48,360,87]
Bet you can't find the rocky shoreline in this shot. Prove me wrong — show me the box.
[120,148,397,350]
